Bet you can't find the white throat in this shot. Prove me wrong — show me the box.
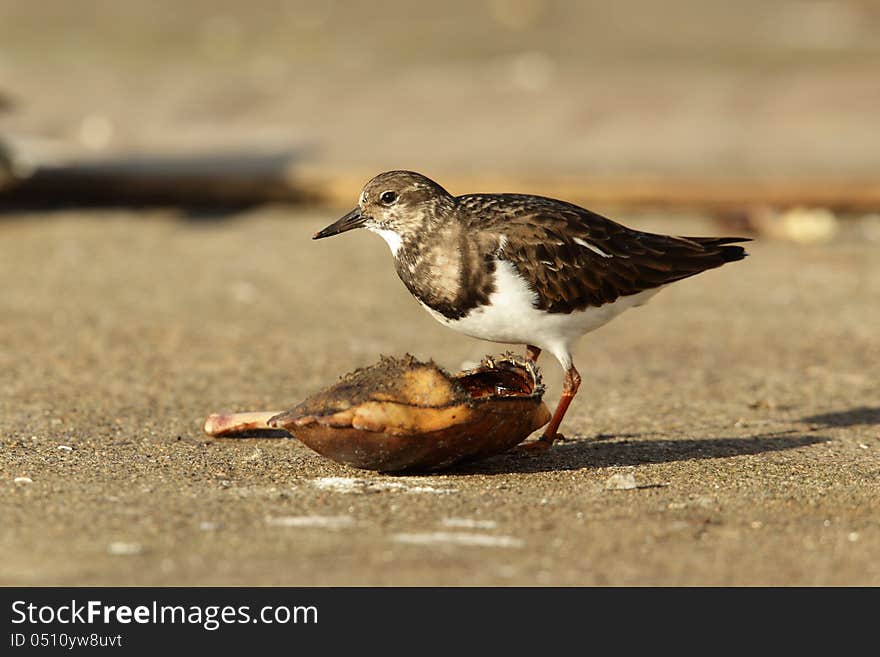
[368,227,404,256]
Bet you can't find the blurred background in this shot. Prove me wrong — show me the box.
[1,0,880,213]
[3,1,880,587]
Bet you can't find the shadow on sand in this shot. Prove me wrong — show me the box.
[451,430,828,475]
[801,406,880,428]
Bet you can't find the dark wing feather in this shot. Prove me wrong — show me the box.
[456,194,749,313]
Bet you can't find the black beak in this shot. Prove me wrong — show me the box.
[313,208,365,240]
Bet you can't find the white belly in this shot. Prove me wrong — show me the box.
[418,260,662,367]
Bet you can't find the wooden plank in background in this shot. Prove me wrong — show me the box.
[3,146,880,213]
[305,171,880,213]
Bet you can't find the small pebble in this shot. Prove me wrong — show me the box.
[848,532,860,542]
[242,447,262,462]
[605,472,638,490]
[13,477,33,485]
[57,445,73,452]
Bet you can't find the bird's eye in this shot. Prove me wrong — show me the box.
[380,190,398,205]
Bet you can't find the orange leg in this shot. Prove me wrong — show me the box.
[520,363,581,451]
[526,345,542,362]
[542,364,582,442]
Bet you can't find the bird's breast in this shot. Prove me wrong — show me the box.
[394,235,495,321]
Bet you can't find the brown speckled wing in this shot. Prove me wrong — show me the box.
[456,194,750,314]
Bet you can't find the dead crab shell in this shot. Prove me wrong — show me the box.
[267,353,550,472]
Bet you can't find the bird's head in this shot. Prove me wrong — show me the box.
[313,170,454,254]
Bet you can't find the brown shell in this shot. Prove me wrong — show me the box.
[268,353,550,472]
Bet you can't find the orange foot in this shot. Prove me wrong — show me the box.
[515,433,561,453]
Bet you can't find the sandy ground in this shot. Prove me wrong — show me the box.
[1,207,878,586]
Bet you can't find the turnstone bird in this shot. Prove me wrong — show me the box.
[314,171,749,447]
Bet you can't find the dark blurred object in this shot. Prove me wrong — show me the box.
[3,135,879,219]
[0,138,15,191]
[0,148,319,211]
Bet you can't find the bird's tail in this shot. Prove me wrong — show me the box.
[686,236,751,262]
